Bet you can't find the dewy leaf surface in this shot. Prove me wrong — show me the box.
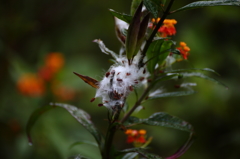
[109,9,132,23]
[69,140,98,149]
[166,68,220,76]
[147,90,196,100]
[119,148,163,159]
[180,72,228,88]
[124,112,194,133]
[172,0,240,14]
[146,39,164,73]
[143,0,160,18]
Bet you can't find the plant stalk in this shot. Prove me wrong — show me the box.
[103,104,122,159]
[139,0,175,68]
[123,0,175,123]
[103,0,175,157]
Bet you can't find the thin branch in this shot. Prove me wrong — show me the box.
[139,0,175,68]
[120,83,152,124]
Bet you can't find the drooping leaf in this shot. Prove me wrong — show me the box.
[123,113,195,158]
[26,105,54,145]
[143,0,162,18]
[68,154,89,159]
[73,72,99,88]
[122,152,138,159]
[26,103,103,147]
[109,9,132,23]
[154,73,179,84]
[124,112,194,132]
[166,132,196,159]
[171,0,240,14]
[147,90,196,100]
[119,148,163,159]
[167,68,220,76]
[180,72,227,88]
[69,140,98,149]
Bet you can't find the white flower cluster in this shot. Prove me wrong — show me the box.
[93,40,148,109]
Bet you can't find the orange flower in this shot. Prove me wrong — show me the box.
[17,73,45,97]
[125,129,147,144]
[177,42,190,60]
[45,52,64,74]
[38,52,65,81]
[150,18,177,37]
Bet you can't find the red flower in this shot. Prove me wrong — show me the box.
[38,52,65,81]
[149,18,177,37]
[125,129,147,144]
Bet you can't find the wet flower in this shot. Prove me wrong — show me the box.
[17,73,45,97]
[149,18,177,37]
[177,42,190,60]
[125,129,147,144]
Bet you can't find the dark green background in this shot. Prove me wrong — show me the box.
[0,0,240,158]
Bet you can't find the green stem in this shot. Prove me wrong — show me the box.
[123,0,175,123]
[120,82,153,124]
[139,0,175,68]
[103,105,122,159]
[102,0,176,157]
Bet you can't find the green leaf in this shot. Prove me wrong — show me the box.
[109,9,132,23]
[123,113,196,158]
[135,13,150,55]
[126,2,143,60]
[154,73,179,84]
[119,148,163,159]
[26,103,103,147]
[172,0,240,14]
[167,68,220,76]
[130,0,142,15]
[124,112,194,132]
[166,132,196,159]
[146,39,164,73]
[68,154,89,159]
[147,90,196,100]
[122,152,138,159]
[69,140,98,149]
[26,105,54,145]
[143,0,162,18]
[180,72,227,88]
[158,40,174,67]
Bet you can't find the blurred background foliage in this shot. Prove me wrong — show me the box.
[0,0,240,159]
